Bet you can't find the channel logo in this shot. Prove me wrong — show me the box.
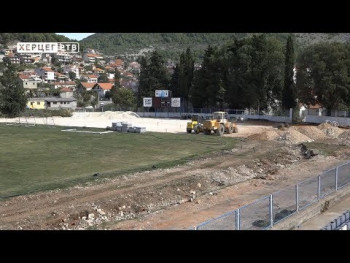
[17,42,79,53]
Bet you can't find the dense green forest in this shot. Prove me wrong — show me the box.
[138,34,350,114]
[80,33,350,61]
[0,33,72,47]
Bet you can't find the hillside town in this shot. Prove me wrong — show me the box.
[0,44,145,111]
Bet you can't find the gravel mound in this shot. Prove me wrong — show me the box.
[293,126,326,140]
[248,130,280,141]
[277,129,313,144]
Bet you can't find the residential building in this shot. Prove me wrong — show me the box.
[55,72,69,82]
[63,65,80,79]
[55,52,72,64]
[87,74,98,83]
[19,54,35,64]
[94,67,105,74]
[79,82,95,91]
[19,74,41,91]
[59,87,74,99]
[53,81,76,90]
[45,97,77,110]
[83,53,104,63]
[92,83,113,98]
[127,61,141,74]
[27,98,46,109]
[35,67,55,82]
[3,53,20,64]
[110,58,124,70]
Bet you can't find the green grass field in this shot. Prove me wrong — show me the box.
[0,124,238,198]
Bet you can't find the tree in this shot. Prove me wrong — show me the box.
[113,87,136,110]
[137,56,149,106]
[114,69,122,89]
[137,51,169,106]
[190,45,222,108]
[222,35,284,112]
[0,66,27,117]
[177,48,194,111]
[170,63,179,96]
[68,71,76,81]
[97,73,109,83]
[84,65,93,72]
[296,42,350,112]
[282,34,297,110]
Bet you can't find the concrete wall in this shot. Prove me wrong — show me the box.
[272,185,350,230]
[48,101,77,110]
[305,115,350,126]
[136,111,293,123]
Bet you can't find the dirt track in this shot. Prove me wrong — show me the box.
[1,118,350,230]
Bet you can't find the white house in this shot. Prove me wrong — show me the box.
[86,74,98,83]
[35,67,55,82]
[83,53,104,63]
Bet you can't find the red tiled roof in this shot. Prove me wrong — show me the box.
[80,82,95,89]
[60,87,73,92]
[53,81,76,85]
[42,67,54,72]
[115,59,124,66]
[88,74,98,79]
[18,74,30,80]
[55,72,67,77]
[95,83,113,90]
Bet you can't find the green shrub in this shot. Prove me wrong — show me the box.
[20,109,73,118]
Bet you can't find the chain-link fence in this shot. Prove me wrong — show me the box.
[195,161,350,230]
[337,162,350,189]
[320,168,336,198]
[273,185,297,224]
[239,196,271,230]
[298,176,319,210]
[196,211,236,230]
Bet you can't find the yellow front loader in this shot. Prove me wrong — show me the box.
[202,111,238,136]
[186,114,204,134]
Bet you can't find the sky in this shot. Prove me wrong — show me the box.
[56,33,95,41]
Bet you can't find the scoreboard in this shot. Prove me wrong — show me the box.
[143,90,180,108]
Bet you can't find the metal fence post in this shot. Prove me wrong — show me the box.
[269,194,273,228]
[336,166,339,191]
[235,209,240,230]
[296,183,299,212]
[318,175,321,200]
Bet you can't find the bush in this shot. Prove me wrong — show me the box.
[20,109,73,118]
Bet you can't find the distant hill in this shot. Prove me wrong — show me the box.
[0,33,72,47]
[80,33,350,62]
[80,33,249,61]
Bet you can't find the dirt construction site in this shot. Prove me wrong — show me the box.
[1,111,350,230]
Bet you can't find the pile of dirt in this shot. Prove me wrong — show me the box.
[277,129,313,144]
[338,130,350,145]
[318,122,333,129]
[320,126,343,138]
[248,130,280,141]
[293,126,327,140]
[73,111,140,120]
[98,111,140,120]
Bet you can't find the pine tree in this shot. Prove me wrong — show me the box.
[137,51,169,107]
[0,66,27,117]
[282,34,297,110]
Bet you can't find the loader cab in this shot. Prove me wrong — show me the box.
[212,111,227,122]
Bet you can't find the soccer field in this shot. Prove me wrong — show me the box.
[0,124,237,198]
